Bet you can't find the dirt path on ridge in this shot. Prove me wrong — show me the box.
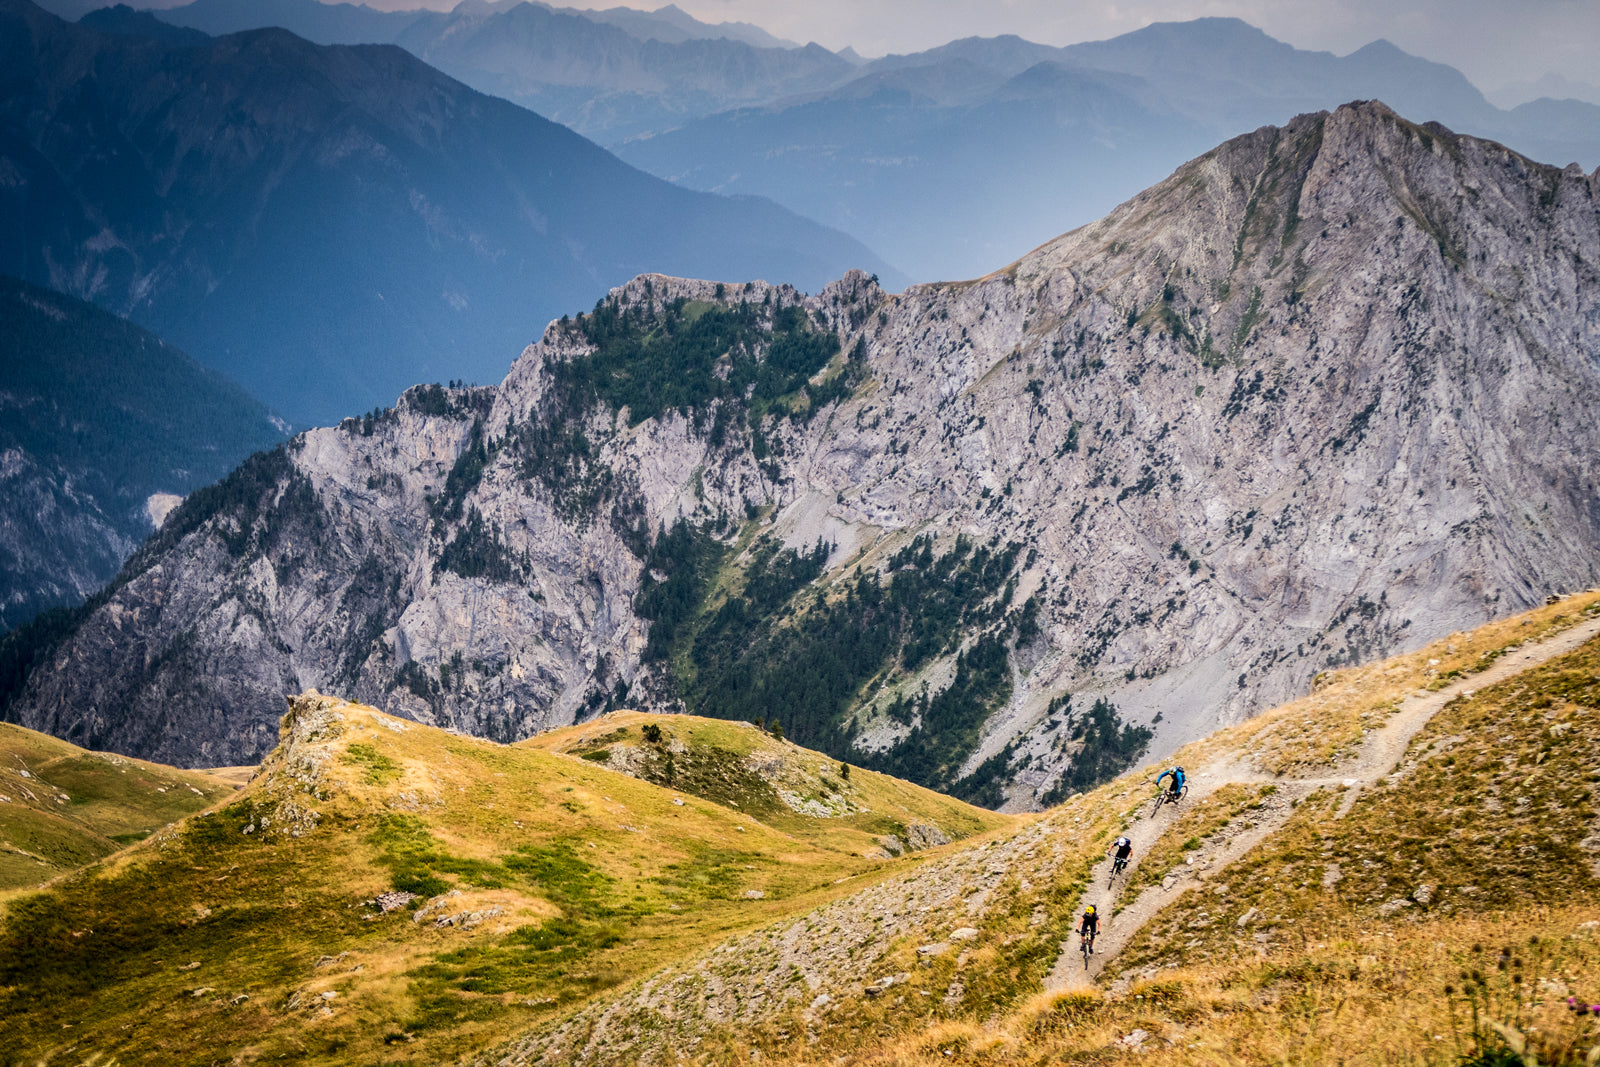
[1043,613,1600,992]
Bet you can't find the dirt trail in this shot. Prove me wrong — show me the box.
[1044,613,1600,992]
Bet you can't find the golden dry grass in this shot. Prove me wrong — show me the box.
[1124,626,1600,971]
[738,611,1600,1067]
[0,697,1009,1066]
[520,710,997,852]
[754,910,1600,1067]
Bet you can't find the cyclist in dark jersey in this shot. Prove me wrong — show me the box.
[1079,905,1100,953]
[1109,835,1133,870]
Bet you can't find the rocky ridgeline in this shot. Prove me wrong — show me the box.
[6,102,1599,808]
[234,693,351,839]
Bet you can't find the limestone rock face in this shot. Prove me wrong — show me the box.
[7,103,1599,807]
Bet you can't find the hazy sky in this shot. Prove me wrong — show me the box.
[359,0,1600,90]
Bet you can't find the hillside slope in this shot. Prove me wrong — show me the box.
[0,695,1006,1064]
[3,102,1598,812]
[520,711,984,853]
[0,274,285,631]
[1,597,1595,1065]
[473,592,1600,1066]
[0,0,899,425]
[0,721,233,888]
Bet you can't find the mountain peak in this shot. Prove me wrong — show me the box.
[1030,92,1555,271]
[1152,15,1270,36]
[1113,15,1287,50]
[78,3,212,45]
[11,99,1599,815]
[1348,36,1406,56]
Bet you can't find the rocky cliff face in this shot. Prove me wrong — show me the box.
[6,103,1598,809]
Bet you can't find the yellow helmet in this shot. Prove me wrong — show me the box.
[1086,905,1096,915]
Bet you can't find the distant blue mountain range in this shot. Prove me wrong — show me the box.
[2,0,900,424]
[20,0,1600,392]
[99,3,1600,281]
[617,19,1600,280]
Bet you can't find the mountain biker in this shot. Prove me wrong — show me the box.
[1078,905,1099,952]
[1109,835,1133,868]
[1156,765,1186,802]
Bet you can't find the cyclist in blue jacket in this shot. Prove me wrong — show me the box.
[1156,765,1186,803]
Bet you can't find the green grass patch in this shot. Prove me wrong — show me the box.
[341,742,401,784]
[369,814,513,895]
[0,723,227,888]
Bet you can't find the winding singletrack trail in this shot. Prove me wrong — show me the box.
[1044,613,1600,992]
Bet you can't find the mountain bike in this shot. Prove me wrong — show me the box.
[1080,932,1095,969]
[1108,855,1129,887]
[1149,782,1188,816]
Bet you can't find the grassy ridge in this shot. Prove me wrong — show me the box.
[521,710,997,850]
[0,697,1007,1064]
[1202,592,1600,776]
[1126,621,1600,965]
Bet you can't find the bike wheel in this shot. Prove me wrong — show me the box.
[1150,792,1164,817]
